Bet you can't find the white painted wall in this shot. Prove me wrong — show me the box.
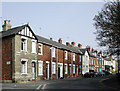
[82,51,89,75]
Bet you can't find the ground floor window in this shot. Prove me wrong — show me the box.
[52,62,56,74]
[38,61,43,76]
[73,65,75,74]
[21,59,28,74]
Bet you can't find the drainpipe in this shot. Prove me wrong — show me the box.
[56,48,58,79]
[63,50,65,78]
[51,46,53,80]
[71,52,73,77]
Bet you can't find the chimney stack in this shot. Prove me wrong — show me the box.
[2,20,11,31]
[50,38,53,40]
[58,38,62,44]
[66,42,70,46]
[92,48,94,53]
[71,42,75,47]
[86,46,90,51]
[78,44,82,48]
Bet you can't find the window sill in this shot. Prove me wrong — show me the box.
[31,52,37,54]
[21,73,27,75]
[38,53,43,55]
[38,74,43,76]
[52,73,56,75]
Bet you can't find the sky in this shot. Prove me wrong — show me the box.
[1,1,106,51]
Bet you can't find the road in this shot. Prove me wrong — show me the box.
[1,75,119,91]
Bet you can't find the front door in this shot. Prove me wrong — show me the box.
[77,67,78,76]
[32,62,36,79]
[46,62,49,80]
[69,66,71,76]
[58,67,60,78]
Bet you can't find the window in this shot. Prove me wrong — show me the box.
[52,62,56,74]
[65,51,67,60]
[92,59,94,65]
[79,55,81,62]
[73,53,75,61]
[21,59,28,74]
[65,64,68,74]
[21,38,27,51]
[73,65,75,74]
[52,47,55,57]
[94,60,96,65]
[32,40,36,53]
[38,61,43,76]
[38,43,43,55]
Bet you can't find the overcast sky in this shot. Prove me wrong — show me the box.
[1,1,106,50]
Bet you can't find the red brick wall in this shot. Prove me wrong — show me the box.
[2,36,12,80]
[37,44,51,80]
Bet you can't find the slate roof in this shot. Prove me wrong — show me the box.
[0,24,27,38]
[36,35,83,54]
[0,24,83,54]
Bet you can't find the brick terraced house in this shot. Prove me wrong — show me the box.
[0,20,113,83]
[0,20,83,82]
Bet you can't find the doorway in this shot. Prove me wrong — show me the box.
[32,61,36,80]
[46,61,49,80]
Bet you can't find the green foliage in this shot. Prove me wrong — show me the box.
[93,0,120,57]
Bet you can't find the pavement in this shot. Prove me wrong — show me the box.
[102,74,120,90]
[1,75,120,90]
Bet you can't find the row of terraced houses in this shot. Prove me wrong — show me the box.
[0,20,117,83]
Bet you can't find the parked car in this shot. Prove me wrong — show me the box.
[83,72,91,78]
[93,72,98,77]
[83,72,97,78]
[102,70,111,75]
[98,71,105,76]
[116,70,120,76]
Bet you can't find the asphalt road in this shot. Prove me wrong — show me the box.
[1,75,119,91]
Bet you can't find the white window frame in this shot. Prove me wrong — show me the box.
[65,64,68,74]
[38,61,43,76]
[21,36,28,52]
[65,51,67,60]
[92,59,94,65]
[79,55,81,62]
[52,47,55,57]
[73,65,75,74]
[32,39,37,53]
[73,53,75,61]
[21,58,28,75]
[52,62,56,74]
[38,43,43,55]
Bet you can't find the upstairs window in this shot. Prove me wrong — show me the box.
[38,43,43,55]
[73,53,75,61]
[32,40,36,53]
[21,38,27,51]
[52,47,55,57]
[65,51,67,60]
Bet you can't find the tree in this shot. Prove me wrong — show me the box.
[93,0,120,58]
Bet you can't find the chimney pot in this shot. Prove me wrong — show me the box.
[71,42,75,47]
[66,42,70,46]
[50,38,53,40]
[78,43,82,48]
[58,38,62,44]
[2,20,12,31]
[92,48,94,53]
